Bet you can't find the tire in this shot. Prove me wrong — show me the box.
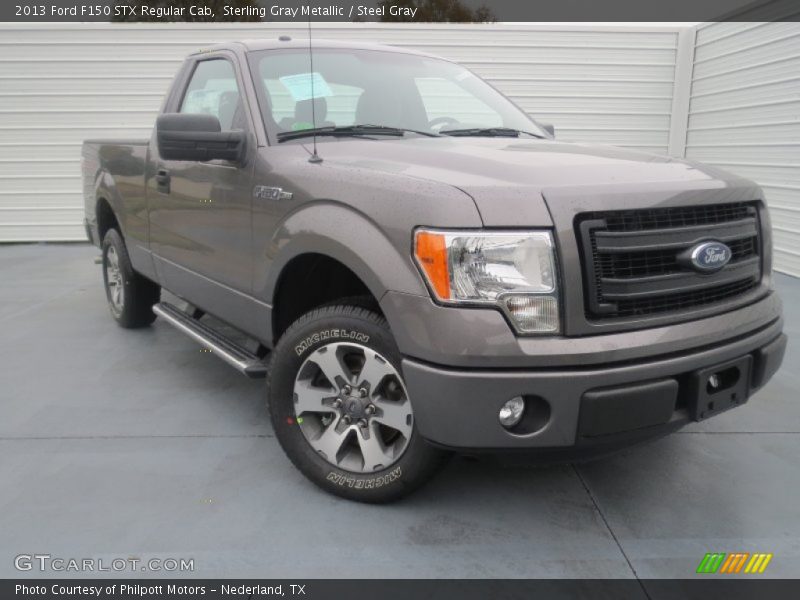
[101,228,160,328]
[267,304,448,502]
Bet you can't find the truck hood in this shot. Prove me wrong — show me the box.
[309,137,749,226]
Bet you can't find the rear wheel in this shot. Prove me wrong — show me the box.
[102,228,160,328]
[267,304,448,502]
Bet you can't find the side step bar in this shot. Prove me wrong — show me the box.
[152,302,268,379]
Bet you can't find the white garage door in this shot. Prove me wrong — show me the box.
[0,22,681,242]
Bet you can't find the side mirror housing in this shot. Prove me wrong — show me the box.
[156,113,245,162]
[540,122,555,138]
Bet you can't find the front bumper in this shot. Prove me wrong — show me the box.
[403,319,786,451]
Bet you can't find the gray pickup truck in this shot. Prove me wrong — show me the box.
[82,38,786,502]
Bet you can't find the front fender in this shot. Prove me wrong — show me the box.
[257,201,426,305]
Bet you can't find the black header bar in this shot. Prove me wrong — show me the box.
[3,0,800,23]
[5,579,800,600]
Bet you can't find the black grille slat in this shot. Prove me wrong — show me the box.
[593,217,758,253]
[577,202,762,320]
[599,257,760,300]
[612,280,759,318]
[601,203,752,232]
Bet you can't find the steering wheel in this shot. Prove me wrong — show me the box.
[429,116,460,131]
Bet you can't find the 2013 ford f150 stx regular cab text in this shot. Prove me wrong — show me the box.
[82,38,787,502]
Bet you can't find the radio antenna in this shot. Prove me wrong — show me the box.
[307,17,322,164]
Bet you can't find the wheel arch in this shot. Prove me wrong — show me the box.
[95,196,120,244]
[262,204,427,344]
[271,253,380,342]
[93,169,127,240]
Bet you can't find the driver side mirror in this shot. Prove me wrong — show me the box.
[156,113,245,162]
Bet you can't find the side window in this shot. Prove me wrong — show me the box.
[180,59,243,130]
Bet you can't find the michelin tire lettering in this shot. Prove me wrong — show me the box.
[326,467,403,489]
[295,329,370,356]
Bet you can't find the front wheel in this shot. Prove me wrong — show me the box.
[267,304,448,502]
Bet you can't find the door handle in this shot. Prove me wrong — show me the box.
[155,168,170,194]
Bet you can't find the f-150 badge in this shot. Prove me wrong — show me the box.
[253,185,293,201]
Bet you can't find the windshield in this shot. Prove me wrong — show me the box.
[248,47,544,140]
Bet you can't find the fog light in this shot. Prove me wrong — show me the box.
[503,295,559,333]
[499,396,526,429]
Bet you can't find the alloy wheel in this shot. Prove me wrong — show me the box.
[105,245,124,316]
[292,342,413,473]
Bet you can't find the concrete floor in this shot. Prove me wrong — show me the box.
[1,243,798,580]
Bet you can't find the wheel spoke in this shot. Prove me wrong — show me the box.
[311,346,352,387]
[357,351,395,392]
[358,424,393,471]
[294,379,334,414]
[374,399,413,438]
[107,247,119,271]
[309,420,349,463]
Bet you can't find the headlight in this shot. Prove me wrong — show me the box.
[414,229,560,334]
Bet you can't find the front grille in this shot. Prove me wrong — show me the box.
[577,202,762,320]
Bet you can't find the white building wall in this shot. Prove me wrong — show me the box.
[0,22,680,241]
[684,22,800,276]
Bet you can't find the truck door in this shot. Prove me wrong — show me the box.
[148,53,257,321]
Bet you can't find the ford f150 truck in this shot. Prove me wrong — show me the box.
[83,38,786,502]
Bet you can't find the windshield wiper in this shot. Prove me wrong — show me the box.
[277,124,439,143]
[440,127,545,139]
[349,124,440,137]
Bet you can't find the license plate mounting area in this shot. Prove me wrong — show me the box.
[688,355,752,421]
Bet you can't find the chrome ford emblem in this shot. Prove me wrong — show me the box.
[690,241,732,272]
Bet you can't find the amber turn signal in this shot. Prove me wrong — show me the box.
[414,230,451,300]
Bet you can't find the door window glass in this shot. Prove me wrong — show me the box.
[180,59,243,130]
